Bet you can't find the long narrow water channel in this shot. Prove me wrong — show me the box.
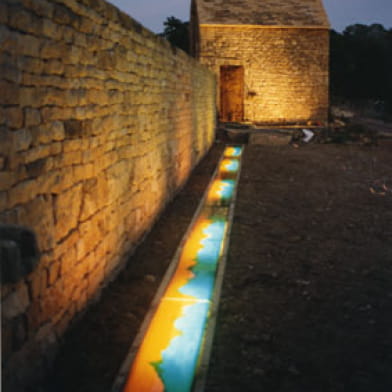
[122,146,243,392]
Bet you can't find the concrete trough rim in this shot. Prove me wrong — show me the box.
[111,144,244,392]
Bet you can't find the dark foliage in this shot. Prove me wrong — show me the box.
[159,19,392,113]
[330,24,392,113]
[159,16,190,54]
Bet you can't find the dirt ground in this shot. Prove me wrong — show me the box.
[37,139,392,392]
[206,142,392,392]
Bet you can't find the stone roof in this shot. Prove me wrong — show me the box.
[195,0,330,27]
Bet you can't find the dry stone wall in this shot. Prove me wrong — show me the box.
[199,26,329,124]
[0,0,216,389]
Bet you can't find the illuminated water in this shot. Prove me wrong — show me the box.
[123,146,243,392]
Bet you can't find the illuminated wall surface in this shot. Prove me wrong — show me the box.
[123,146,243,392]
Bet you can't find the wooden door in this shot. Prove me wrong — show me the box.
[220,65,244,122]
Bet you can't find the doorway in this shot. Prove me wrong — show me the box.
[220,65,244,122]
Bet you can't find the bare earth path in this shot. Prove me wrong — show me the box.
[206,143,392,392]
[40,142,392,392]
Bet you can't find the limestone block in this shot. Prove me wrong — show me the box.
[106,159,133,202]
[51,121,65,141]
[17,195,55,252]
[87,265,104,299]
[22,145,51,164]
[24,109,41,128]
[63,119,84,138]
[39,280,65,322]
[80,175,108,221]
[17,56,44,74]
[54,183,83,242]
[94,235,108,261]
[32,122,65,146]
[19,87,40,108]
[76,215,105,259]
[48,260,61,286]
[31,128,52,149]
[62,139,80,153]
[53,3,81,28]
[41,106,73,122]
[59,245,77,277]
[0,25,16,54]
[8,7,38,35]
[22,0,54,19]
[39,168,74,195]
[43,59,65,76]
[72,163,94,183]
[52,229,79,260]
[61,25,74,44]
[1,62,22,84]
[39,87,66,107]
[41,41,70,60]
[8,179,37,209]
[0,80,19,106]
[2,283,30,320]
[58,151,82,168]
[72,31,88,48]
[17,32,41,58]
[0,172,16,191]
[28,267,46,300]
[4,107,23,129]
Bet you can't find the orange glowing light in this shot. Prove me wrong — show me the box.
[219,158,239,174]
[122,146,243,392]
[207,179,225,202]
[224,146,242,158]
[164,219,211,299]
[124,218,211,392]
[123,299,183,392]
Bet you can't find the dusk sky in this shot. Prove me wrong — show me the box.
[108,0,392,33]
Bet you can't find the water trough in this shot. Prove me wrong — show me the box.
[112,145,243,392]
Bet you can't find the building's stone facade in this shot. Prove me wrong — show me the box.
[0,0,216,389]
[199,26,329,124]
[191,0,330,125]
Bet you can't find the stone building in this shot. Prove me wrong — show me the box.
[190,0,330,125]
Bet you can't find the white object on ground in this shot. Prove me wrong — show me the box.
[302,129,314,143]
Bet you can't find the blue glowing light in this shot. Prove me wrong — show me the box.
[223,159,239,173]
[157,302,210,392]
[225,146,242,157]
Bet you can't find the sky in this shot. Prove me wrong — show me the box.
[108,0,392,34]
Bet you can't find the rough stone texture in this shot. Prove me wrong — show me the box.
[197,26,329,125]
[194,0,330,27]
[0,0,216,389]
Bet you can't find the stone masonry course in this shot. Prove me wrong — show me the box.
[0,0,216,390]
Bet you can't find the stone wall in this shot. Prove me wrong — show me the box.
[0,0,216,389]
[199,26,329,124]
